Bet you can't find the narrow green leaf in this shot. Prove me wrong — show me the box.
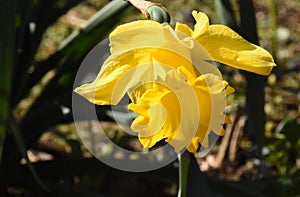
[7,113,50,192]
[19,0,130,102]
[12,0,84,106]
[19,0,131,149]
[0,0,16,162]
[214,0,237,29]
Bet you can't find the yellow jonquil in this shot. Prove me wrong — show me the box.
[74,11,275,153]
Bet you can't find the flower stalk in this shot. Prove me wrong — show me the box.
[178,151,191,197]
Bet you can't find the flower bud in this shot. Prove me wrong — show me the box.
[147,5,170,24]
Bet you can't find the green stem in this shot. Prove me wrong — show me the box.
[178,151,190,197]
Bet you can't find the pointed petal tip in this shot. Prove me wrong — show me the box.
[191,10,209,38]
[73,86,84,96]
[191,10,198,16]
[226,85,235,95]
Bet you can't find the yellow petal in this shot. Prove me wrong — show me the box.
[225,85,235,95]
[193,74,226,95]
[224,115,232,124]
[110,20,161,37]
[226,100,231,106]
[74,60,133,105]
[191,10,209,38]
[136,103,166,139]
[128,83,179,148]
[128,105,148,119]
[187,138,199,153]
[212,126,225,136]
[109,20,163,55]
[175,22,193,37]
[75,50,156,105]
[75,46,200,106]
[177,66,196,82]
[196,25,275,75]
[109,20,171,55]
[137,90,180,149]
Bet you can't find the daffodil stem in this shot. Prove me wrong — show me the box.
[178,151,190,197]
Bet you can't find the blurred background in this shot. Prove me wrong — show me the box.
[0,0,299,196]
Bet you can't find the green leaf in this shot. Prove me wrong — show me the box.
[275,115,300,144]
[7,113,50,191]
[12,0,83,106]
[19,0,130,101]
[0,0,16,162]
[19,0,131,149]
[214,0,237,29]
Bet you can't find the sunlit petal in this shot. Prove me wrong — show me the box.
[109,20,163,54]
[175,22,193,37]
[192,10,209,38]
[196,25,275,75]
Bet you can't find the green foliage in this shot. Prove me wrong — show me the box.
[264,115,300,176]
[0,0,15,161]
[0,0,131,193]
[214,0,237,29]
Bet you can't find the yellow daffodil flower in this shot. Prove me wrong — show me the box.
[74,11,275,153]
